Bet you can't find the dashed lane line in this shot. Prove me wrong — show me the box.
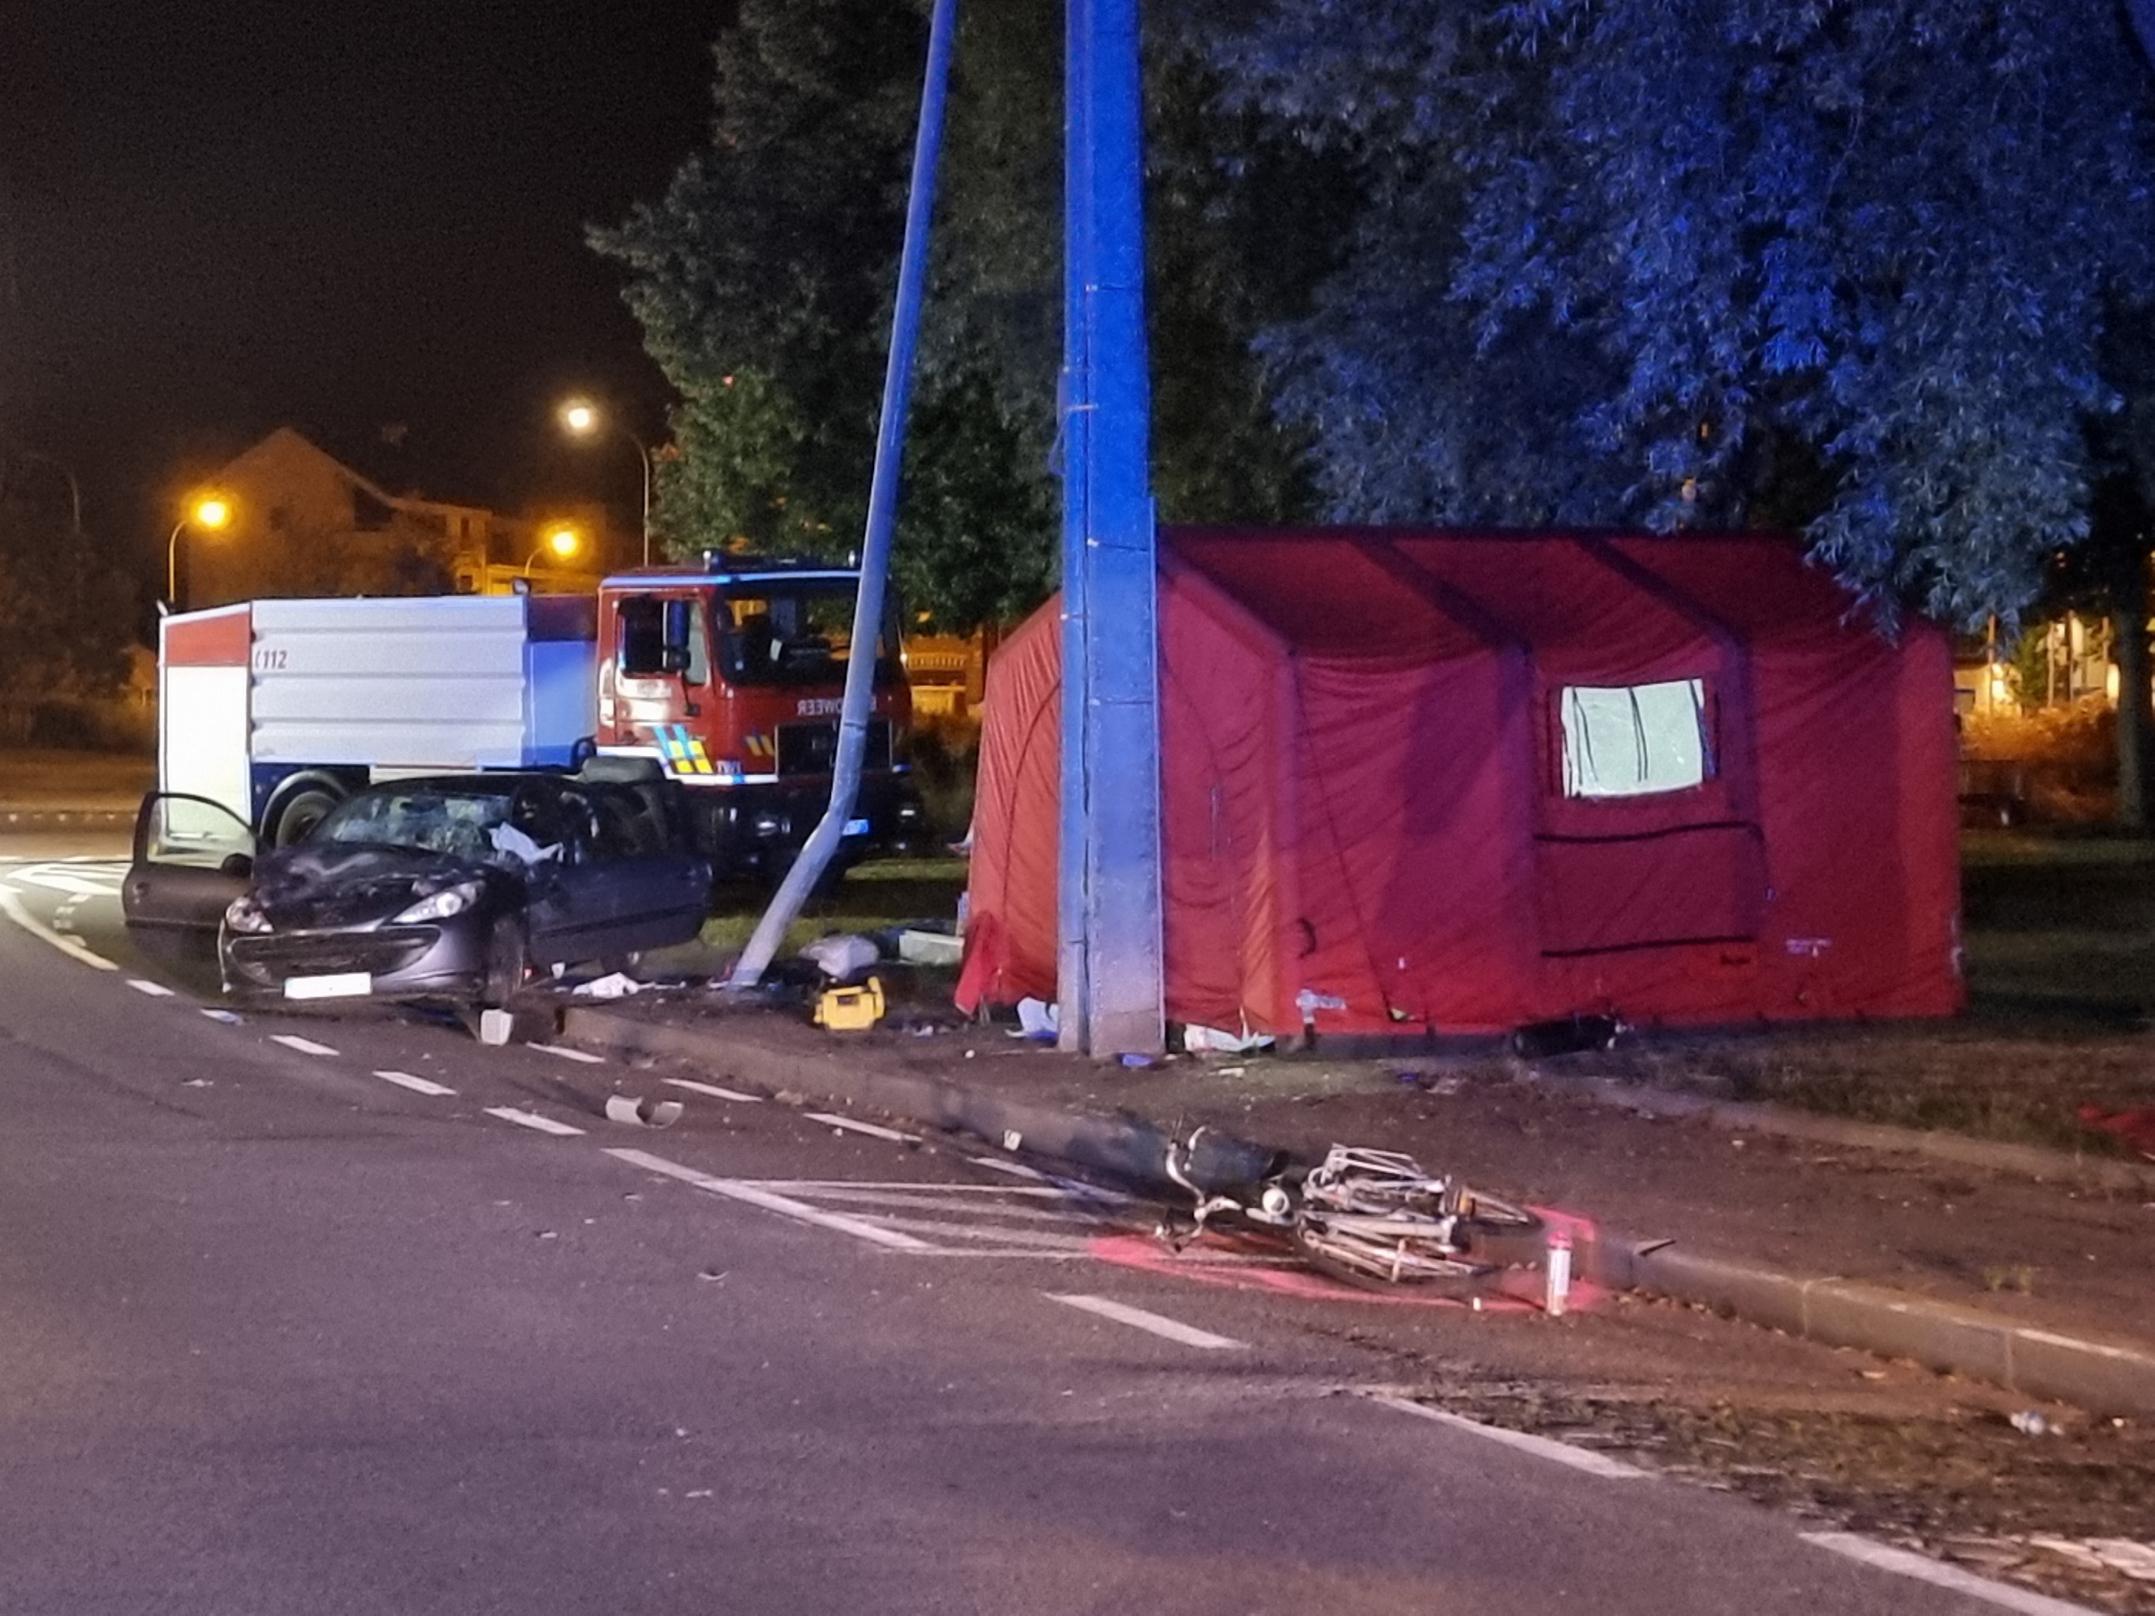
[970,1155,1050,1181]
[1800,1533,2100,1616]
[528,1043,607,1065]
[485,1107,586,1137]
[200,1009,244,1025]
[0,883,118,972]
[805,1112,919,1144]
[126,979,176,998]
[1045,1293,1246,1351]
[375,1069,457,1098]
[606,1148,936,1252]
[663,1077,765,1103]
[1368,1395,1651,1481]
[870,1217,1101,1253]
[270,1034,340,1058]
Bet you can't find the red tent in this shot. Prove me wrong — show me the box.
[957,528,1963,1037]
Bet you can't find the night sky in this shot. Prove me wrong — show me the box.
[5,0,730,564]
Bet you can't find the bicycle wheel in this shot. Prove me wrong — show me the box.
[1292,1220,1497,1296]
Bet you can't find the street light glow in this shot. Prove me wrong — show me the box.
[546,525,581,559]
[191,494,233,530]
[559,400,598,436]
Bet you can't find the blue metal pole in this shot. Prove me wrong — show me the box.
[1059,0,1164,1054]
[1056,0,1095,1049]
[730,0,959,988]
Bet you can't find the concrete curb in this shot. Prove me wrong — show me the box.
[558,1006,1282,1194]
[0,807,133,832]
[1550,1074,2155,1196]
[563,1005,2155,1418]
[1585,1239,2155,1418]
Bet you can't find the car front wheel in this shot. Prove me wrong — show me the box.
[481,917,529,1009]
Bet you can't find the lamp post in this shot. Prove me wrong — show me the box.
[557,398,653,566]
[524,524,582,579]
[167,493,233,606]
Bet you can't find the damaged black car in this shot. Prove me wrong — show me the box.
[123,776,710,1010]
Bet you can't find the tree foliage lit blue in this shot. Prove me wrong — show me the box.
[1206,0,2155,623]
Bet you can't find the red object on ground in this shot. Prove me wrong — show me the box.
[958,527,1964,1036]
[2079,1104,2155,1160]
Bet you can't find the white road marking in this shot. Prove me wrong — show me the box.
[1800,1534,2101,1615]
[663,1077,765,1103]
[1370,1395,1650,1480]
[12,869,121,898]
[270,1034,340,1057]
[752,1185,1103,1222]
[871,1217,1100,1252]
[1047,1293,1245,1350]
[805,1112,919,1143]
[485,1107,585,1137]
[528,1044,606,1065]
[970,1155,1050,1180]
[751,1180,1083,1197]
[200,1009,244,1025]
[126,979,176,998]
[375,1069,457,1097]
[606,1148,935,1252]
[0,883,119,971]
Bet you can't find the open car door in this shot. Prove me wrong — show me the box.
[121,792,259,931]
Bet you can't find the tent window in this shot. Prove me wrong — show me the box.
[1560,679,1712,799]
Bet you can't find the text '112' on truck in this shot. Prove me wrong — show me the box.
[154,554,928,881]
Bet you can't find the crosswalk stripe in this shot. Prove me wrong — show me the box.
[1047,1294,1244,1351]
[375,1069,456,1097]
[485,1107,584,1137]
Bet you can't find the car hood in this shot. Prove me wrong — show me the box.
[250,845,512,929]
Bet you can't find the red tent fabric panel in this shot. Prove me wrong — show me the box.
[955,601,1061,1015]
[1606,535,1963,1017]
[1157,567,1291,1031]
[1282,651,1536,1034]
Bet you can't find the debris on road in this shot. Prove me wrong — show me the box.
[1013,997,1058,1041]
[604,1094,685,1129]
[800,933,878,982]
[897,927,963,967]
[575,971,650,1000]
[1181,1023,1275,1056]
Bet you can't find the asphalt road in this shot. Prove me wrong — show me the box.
[0,834,2077,1615]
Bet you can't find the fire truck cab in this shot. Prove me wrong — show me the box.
[593,556,925,878]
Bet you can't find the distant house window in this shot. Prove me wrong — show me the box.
[267,505,290,534]
[352,486,396,531]
[1559,679,1712,798]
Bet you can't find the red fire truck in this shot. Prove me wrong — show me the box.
[590,555,925,877]
[152,554,925,882]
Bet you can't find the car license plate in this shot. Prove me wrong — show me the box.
[843,817,871,837]
[283,972,372,1001]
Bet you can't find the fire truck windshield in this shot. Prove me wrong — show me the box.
[717,580,900,688]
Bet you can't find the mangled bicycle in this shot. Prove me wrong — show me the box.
[1159,1132,1547,1295]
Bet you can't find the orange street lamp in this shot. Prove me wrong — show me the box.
[168,492,234,606]
[556,396,653,567]
[524,524,582,578]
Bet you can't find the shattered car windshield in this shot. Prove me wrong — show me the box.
[312,790,516,862]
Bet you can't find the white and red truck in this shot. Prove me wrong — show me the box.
[156,558,925,875]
